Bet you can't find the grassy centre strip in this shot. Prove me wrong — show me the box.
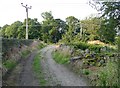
[33,52,46,86]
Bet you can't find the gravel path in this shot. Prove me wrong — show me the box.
[40,45,88,86]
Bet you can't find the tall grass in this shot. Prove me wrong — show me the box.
[96,60,118,87]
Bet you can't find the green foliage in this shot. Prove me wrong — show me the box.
[61,16,102,44]
[96,61,118,87]
[69,42,102,53]
[1,6,119,45]
[52,51,70,64]
[1,18,41,39]
[88,44,102,53]
[33,54,40,72]
[33,53,46,86]
[37,42,46,49]
[3,60,16,70]
[17,25,26,39]
[81,17,101,41]
[89,1,120,43]
[41,11,53,21]
[71,42,89,50]
[28,18,41,39]
[5,21,22,38]
[21,49,31,58]
[1,24,9,37]
[99,19,116,43]
[19,18,41,39]
[41,11,67,43]
[116,36,120,52]
[99,2,120,43]
[61,16,80,43]
[82,69,91,75]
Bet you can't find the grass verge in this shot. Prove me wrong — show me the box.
[21,49,31,58]
[3,49,31,74]
[3,60,17,70]
[95,60,118,87]
[37,42,46,49]
[52,50,70,64]
[83,60,119,87]
[33,52,46,86]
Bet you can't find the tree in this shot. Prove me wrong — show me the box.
[41,11,54,43]
[54,19,68,42]
[4,21,22,38]
[28,18,41,39]
[1,24,10,37]
[89,1,120,43]
[99,2,120,43]
[62,16,80,43]
[81,16,101,41]
[17,25,26,39]
[41,11,67,43]
[41,11,53,21]
[17,18,41,39]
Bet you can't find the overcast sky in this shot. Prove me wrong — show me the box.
[0,0,98,27]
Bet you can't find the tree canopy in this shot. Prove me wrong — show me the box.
[89,0,120,43]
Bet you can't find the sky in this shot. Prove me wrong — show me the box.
[0,0,98,27]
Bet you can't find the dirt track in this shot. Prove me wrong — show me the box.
[18,51,39,86]
[3,45,88,86]
[40,45,88,86]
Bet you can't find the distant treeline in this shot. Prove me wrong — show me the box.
[0,1,120,44]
